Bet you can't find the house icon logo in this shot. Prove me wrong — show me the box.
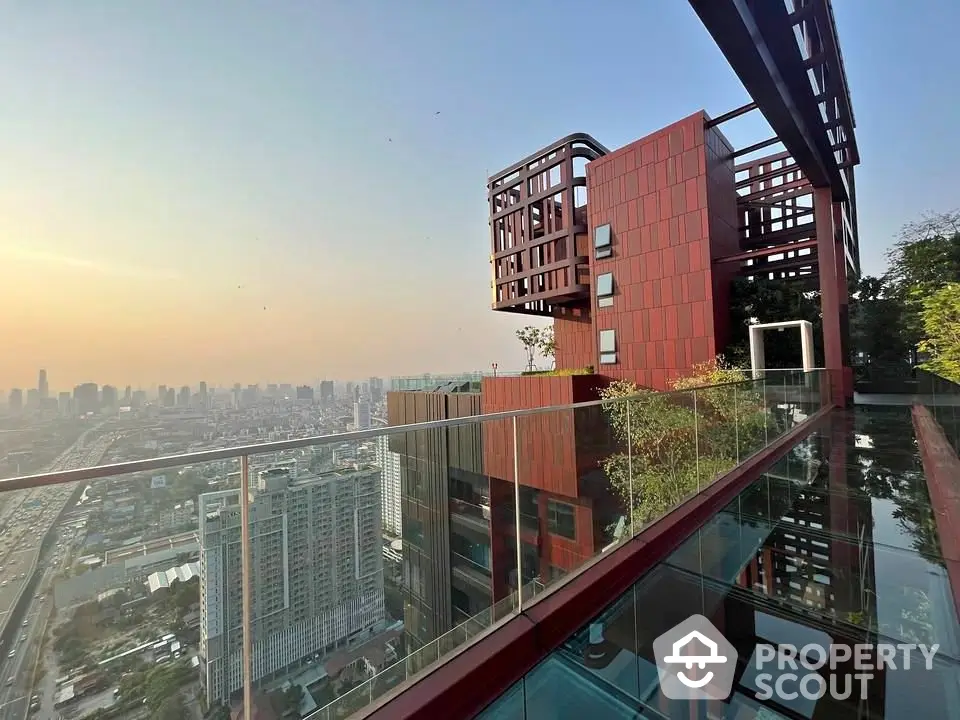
[653,614,738,700]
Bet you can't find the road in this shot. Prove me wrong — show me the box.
[0,426,116,720]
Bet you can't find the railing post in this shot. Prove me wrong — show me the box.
[240,454,253,720]
[693,389,700,491]
[762,376,769,446]
[734,384,740,465]
[512,416,523,611]
[626,399,634,538]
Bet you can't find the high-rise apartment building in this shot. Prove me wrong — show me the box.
[158,384,167,404]
[198,465,385,706]
[123,385,132,406]
[199,381,208,408]
[165,388,176,407]
[374,435,402,537]
[353,401,371,430]
[38,369,48,400]
[58,391,71,416]
[295,385,314,402]
[177,386,190,407]
[8,389,23,413]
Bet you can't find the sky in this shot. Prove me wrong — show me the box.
[1,1,957,390]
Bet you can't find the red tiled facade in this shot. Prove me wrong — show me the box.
[586,111,737,389]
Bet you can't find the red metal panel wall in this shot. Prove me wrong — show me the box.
[586,111,723,390]
[553,310,596,370]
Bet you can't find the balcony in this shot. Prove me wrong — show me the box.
[0,367,867,719]
[489,134,608,316]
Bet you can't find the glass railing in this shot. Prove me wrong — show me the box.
[916,369,960,453]
[0,369,829,720]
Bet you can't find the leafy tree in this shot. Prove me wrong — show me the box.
[884,210,960,359]
[849,275,911,365]
[515,325,554,372]
[918,283,960,382]
[600,359,769,527]
[153,695,187,720]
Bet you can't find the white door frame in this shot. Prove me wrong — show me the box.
[749,320,814,379]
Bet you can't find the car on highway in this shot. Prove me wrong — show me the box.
[5,676,12,685]
[6,651,14,658]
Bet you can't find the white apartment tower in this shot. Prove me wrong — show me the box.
[198,465,385,706]
[374,434,402,537]
[353,401,371,430]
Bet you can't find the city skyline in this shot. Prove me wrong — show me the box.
[2,2,957,386]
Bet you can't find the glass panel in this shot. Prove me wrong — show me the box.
[513,399,628,595]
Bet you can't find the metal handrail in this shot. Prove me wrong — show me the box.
[0,370,817,492]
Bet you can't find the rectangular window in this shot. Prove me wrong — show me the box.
[596,272,614,308]
[599,329,617,364]
[594,224,612,258]
[547,500,576,540]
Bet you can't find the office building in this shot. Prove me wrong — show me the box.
[26,389,39,410]
[58,391,71,416]
[296,385,314,402]
[131,390,146,409]
[74,383,99,416]
[123,385,132,406]
[165,388,176,407]
[177,386,190,407]
[38,369,48,400]
[101,384,118,410]
[198,465,385,706]
[8,389,23,413]
[319,381,335,407]
[374,435,402,537]
[353,401,371,430]
[369,377,385,405]
[199,381,208,408]
[158,384,167,403]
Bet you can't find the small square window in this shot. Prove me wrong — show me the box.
[594,224,612,259]
[600,353,617,364]
[596,273,613,297]
[599,329,616,353]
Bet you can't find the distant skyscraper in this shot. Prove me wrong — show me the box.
[345,382,355,403]
[26,389,40,409]
[58,391,71,416]
[38,369,48,400]
[8,389,23,413]
[370,377,385,405]
[319,381,334,407]
[158,385,167,403]
[353,401,371,430]
[177,386,190,407]
[375,435,402,537]
[123,385,132,406]
[165,388,176,407]
[295,385,314,402]
[131,390,146,409]
[198,466,384,706]
[232,383,242,408]
[199,381,208,408]
[73,383,99,415]
[101,385,118,410]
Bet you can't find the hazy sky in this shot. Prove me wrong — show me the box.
[1,1,957,390]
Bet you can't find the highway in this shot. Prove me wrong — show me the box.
[0,427,115,720]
